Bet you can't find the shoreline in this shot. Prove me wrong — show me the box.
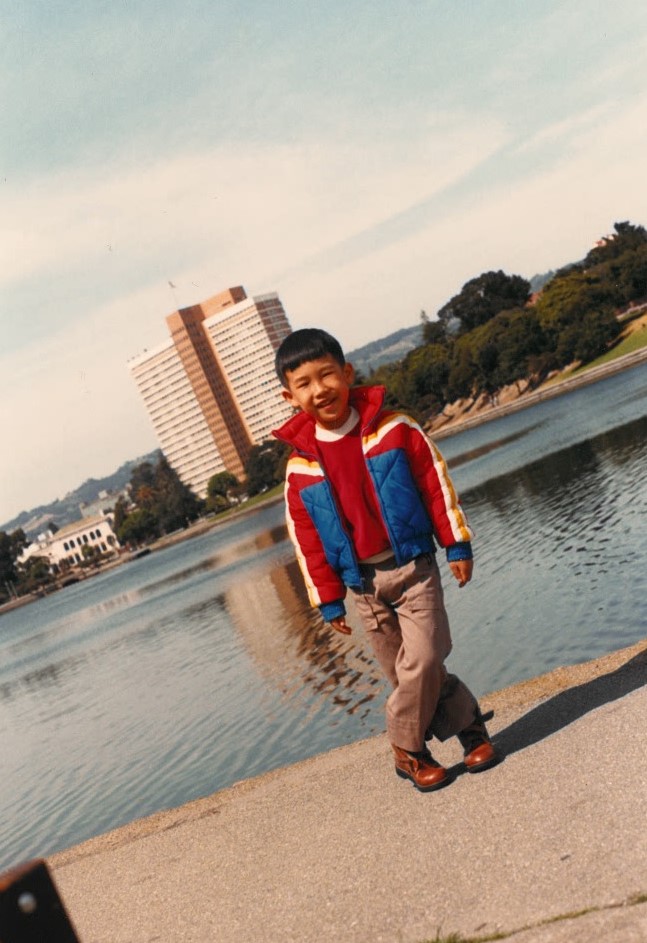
[0,494,286,616]
[427,343,647,439]
[45,633,647,942]
[49,635,647,869]
[3,344,646,617]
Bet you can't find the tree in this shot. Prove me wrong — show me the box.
[129,461,156,497]
[206,471,240,513]
[16,556,53,594]
[534,270,618,365]
[0,531,18,592]
[115,456,203,544]
[496,309,547,388]
[584,221,647,268]
[153,456,202,532]
[398,343,451,415]
[369,360,410,410]
[437,270,531,335]
[593,243,647,309]
[207,471,239,499]
[466,308,548,395]
[245,440,290,496]
[0,529,28,598]
[421,311,448,346]
[446,335,478,403]
[117,508,160,546]
[572,309,621,362]
[113,495,130,533]
[135,484,156,509]
[80,544,100,568]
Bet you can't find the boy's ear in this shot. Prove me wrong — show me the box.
[281,387,298,408]
[344,362,355,385]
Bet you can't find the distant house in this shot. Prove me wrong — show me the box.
[18,513,121,570]
[79,489,125,519]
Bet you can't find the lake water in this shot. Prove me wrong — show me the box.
[1,362,646,870]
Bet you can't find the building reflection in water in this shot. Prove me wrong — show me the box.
[223,525,386,727]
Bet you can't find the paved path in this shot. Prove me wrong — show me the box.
[50,641,647,943]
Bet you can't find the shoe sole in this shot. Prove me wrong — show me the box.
[395,767,451,792]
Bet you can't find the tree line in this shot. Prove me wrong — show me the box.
[114,446,290,547]
[4,221,645,604]
[369,220,647,418]
[109,219,647,557]
[0,446,291,605]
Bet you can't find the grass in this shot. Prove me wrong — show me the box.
[199,483,284,525]
[418,891,647,943]
[213,482,284,520]
[242,482,284,507]
[571,316,647,374]
[421,930,507,943]
[540,313,647,387]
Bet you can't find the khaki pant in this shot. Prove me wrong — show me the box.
[352,554,477,752]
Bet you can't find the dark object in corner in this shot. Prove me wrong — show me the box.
[0,859,80,942]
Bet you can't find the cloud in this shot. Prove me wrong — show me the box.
[4,14,647,523]
[2,111,507,291]
[2,107,510,521]
[0,284,166,523]
[279,89,647,351]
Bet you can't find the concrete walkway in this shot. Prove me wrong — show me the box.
[50,640,647,943]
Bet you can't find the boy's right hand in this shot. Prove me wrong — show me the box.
[330,617,352,635]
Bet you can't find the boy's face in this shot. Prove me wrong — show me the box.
[282,354,355,430]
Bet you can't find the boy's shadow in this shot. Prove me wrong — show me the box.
[489,646,647,760]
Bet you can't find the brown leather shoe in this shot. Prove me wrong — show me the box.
[458,708,501,773]
[392,745,450,792]
[463,739,499,772]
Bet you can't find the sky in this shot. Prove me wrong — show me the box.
[2,0,647,526]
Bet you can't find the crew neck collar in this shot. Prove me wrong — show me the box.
[315,407,360,441]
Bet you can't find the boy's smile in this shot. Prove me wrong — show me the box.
[282,354,355,430]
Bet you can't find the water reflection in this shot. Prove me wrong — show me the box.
[446,412,647,696]
[2,385,646,871]
[467,414,646,512]
[223,555,385,723]
[136,525,289,598]
[447,422,545,469]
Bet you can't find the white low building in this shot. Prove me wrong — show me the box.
[19,514,121,569]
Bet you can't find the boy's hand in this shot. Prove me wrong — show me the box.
[449,559,473,587]
[330,617,352,635]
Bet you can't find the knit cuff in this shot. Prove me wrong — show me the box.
[319,599,347,622]
[446,541,473,562]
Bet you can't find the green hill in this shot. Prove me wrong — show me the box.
[2,450,161,535]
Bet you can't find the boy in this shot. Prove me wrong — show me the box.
[272,328,499,791]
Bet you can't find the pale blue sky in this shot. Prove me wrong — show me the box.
[2,0,647,523]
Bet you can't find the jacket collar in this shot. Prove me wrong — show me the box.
[273,385,386,454]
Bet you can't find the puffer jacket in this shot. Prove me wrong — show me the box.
[272,385,473,621]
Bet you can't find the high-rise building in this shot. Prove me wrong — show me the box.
[129,287,293,496]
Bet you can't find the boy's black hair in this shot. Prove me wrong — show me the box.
[275,328,345,386]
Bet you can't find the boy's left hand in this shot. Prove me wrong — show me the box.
[330,616,352,635]
[449,559,473,587]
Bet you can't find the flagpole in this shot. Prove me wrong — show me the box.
[167,279,180,309]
